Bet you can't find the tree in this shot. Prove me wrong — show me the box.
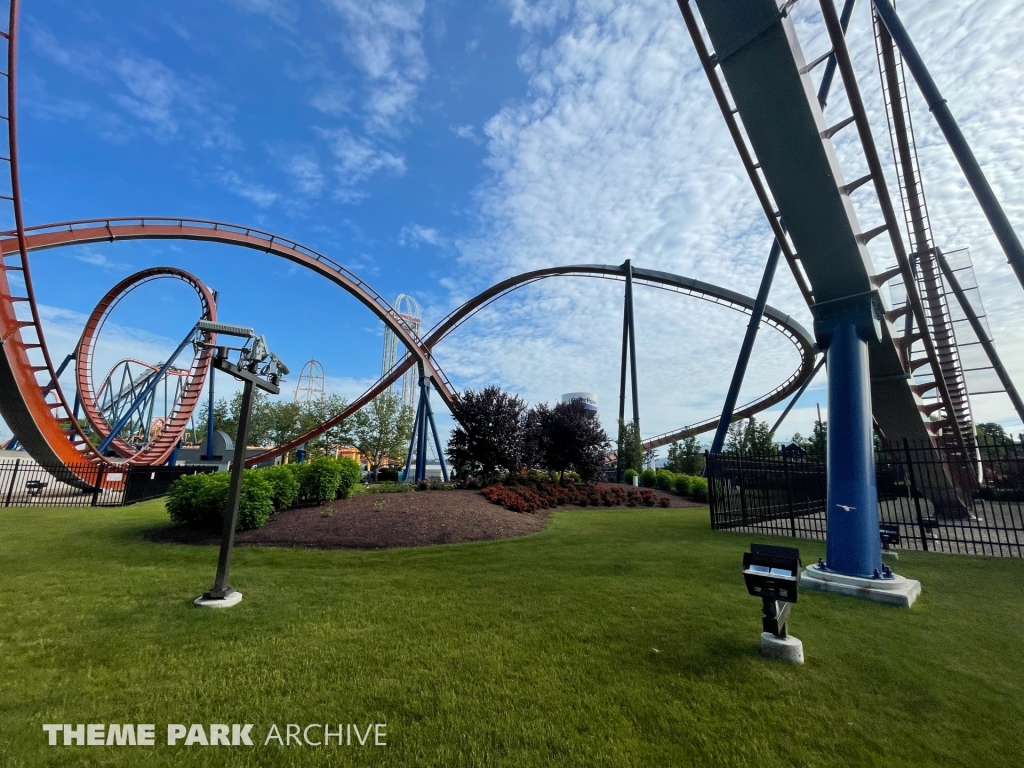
[447,386,527,479]
[616,419,644,475]
[726,417,774,453]
[791,418,826,458]
[522,402,551,471]
[538,399,611,482]
[665,435,705,475]
[350,390,414,480]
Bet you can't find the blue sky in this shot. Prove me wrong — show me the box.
[5,0,1024,451]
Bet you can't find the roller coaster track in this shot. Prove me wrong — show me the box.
[75,267,215,466]
[677,0,970,462]
[0,1,103,483]
[242,262,818,465]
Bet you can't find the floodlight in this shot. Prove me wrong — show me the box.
[880,522,900,551]
[196,319,255,338]
[743,543,802,656]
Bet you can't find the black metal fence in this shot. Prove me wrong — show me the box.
[707,439,1024,557]
[0,460,218,508]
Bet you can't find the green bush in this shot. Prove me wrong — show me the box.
[236,472,274,530]
[622,468,639,484]
[364,482,413,494]
[166,470,272,530]
[673,474,692,496]
[166,473,213,526]
[335,456,362,499]
[689,476,709,503]
[639,468,657,488]
[304,457,341,505]
[655,469,676,492]
[283,462,312,502]
[257,465,299,512]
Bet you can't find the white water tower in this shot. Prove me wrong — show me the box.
[561,392,598,414]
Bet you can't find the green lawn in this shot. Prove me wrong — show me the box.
[1,501,1022,767]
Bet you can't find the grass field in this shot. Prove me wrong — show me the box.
[2,500,1023,767]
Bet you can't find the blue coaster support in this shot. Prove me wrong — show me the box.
[811,290,884,579]
[402,363,449,484]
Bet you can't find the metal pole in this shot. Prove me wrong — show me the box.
[422,382,449,483]
[935,249,1024,426]
[769,356,826,438]
[872,0,1024,293]
[711,237,783,454]
[625,259,639,429]
[416,376,429,483]
[4,459,20,507]
[204,376,255,600]
[401,392,421,483]
[204,366,216,460]
[617,266,630,483]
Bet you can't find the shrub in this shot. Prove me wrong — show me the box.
[364,482,413,494]
[166,473,213,526]
[655,469,676,492]
[622,468,639,484]
[166,470,272,530]
[428,479,452,491]
[639,468,657,488]
[335,457,362,499]
[236,472,274,530]
[284,462,312,501]
[257,465,299,512]
[673,474,692,496]
[689,476,709,503]
[304,457,341,505]
[658,497,670,508]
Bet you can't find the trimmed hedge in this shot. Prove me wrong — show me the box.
[622,468,639,484]
[639,468,657,488]
[167,457,363,531]
[689,476,709,503]
[166,470,273,531]
[673,474,692,496]
[655,469,676,492]
[481,480,658,514]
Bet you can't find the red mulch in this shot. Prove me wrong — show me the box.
[146,484,701,551]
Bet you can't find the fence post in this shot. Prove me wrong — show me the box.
[706,450,717,527]
[4,459,20,507]
[783,452,796,536]
[91,464,106,507]
[903,438,929,552]
[736,452,748,527]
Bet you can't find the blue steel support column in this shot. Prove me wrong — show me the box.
[616,269,630,483]
[710,237,782,454]
[98,327,197,455]
[401,393,421,483]
[625,260,639,430]
[872,0,1024,293]
[422,379,449,482]
[812,291,884,578]
[415,374,429,483]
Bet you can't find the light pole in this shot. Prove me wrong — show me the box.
[193,322,288,609]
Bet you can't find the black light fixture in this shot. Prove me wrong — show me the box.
[193,324,287,609]
[742,543,804,663]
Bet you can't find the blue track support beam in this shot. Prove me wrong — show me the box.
[423,384,449,483]
[295,444,306,463]
[812,291,884,579]
[872,0,1024,294]
[415,378,429,484]
[769,356,825,438]
[98,328,197,454]
[401,388,421,483]
[711,237,783,454]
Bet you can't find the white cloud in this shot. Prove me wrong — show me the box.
[451,124,479,142]
[326,0,428,133]
[219,169,279,208]
[285,153,325,196]
[399,224,443,247]
[441,0,1024,441]
[73,248,131,272]
[316,127,406,187]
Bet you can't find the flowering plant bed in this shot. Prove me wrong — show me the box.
[481,480,676,514]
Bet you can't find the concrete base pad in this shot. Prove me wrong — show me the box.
[761,632,804,664]
[801,564,920,607]
[193,591,243,609]
[881,550,899,560]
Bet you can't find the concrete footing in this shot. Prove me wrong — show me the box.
[193,591,243,609]
[761,632,804,664]
[801,564,920,607]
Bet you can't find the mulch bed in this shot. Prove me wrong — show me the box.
[146,484,701,551]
